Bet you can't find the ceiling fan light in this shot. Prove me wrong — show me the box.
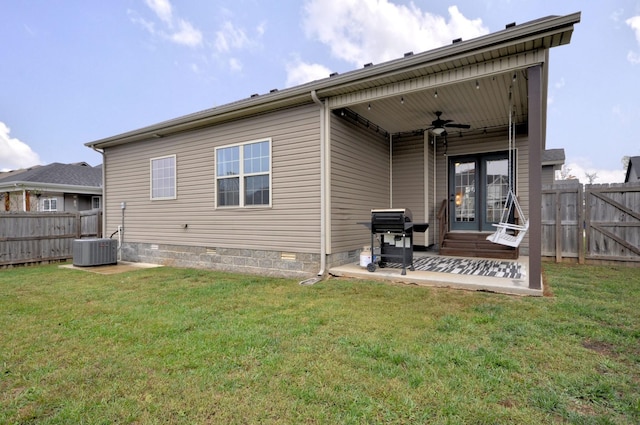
[432,127,445,135]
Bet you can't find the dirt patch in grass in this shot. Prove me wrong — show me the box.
[582,339,616,357]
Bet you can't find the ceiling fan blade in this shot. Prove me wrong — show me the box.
[444,123,471,129]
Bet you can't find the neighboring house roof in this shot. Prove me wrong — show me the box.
[0,162,102,195]
[86,12,581,150]
[625,156,640,183]
[542,148,565,166]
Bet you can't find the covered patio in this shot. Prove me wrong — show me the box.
[315,12,581,292]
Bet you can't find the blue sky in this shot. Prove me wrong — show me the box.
[1,0,639,183]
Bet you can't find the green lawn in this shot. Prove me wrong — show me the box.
[0,262,638,424]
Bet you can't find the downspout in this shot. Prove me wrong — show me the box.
[90,146,106,238]
[389,134,393,207]
[311,90,327,276]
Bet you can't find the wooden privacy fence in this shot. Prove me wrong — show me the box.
[542,182,640,264]
[0,209,102,266]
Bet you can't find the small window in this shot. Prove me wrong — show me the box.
[92,196,101,209]
[150,155,176,200]
[216,139,271,208]
[42,197,57,211]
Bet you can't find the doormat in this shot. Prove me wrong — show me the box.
[388,256,524,279]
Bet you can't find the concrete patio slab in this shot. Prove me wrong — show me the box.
[329,254,543,296]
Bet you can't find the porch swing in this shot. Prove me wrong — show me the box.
[486,89,529,248]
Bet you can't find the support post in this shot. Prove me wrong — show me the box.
[527,64,543,290]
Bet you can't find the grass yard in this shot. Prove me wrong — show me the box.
[0,262,639,424]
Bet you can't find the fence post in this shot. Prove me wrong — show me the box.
[555,190,562,263]
[98,210,103,238]
[75,212,81,239]
[584,185,591,262]
[578,183,585,264]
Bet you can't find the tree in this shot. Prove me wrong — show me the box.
[584,171,598,184]
[559,165,577,180]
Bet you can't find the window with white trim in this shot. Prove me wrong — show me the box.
[42,197,57,211]
[92,196,101,209]
[150,155,176,200]
[216,139,271,207]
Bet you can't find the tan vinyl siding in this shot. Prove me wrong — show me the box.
[433,130,530,252]
[391,134,429,246]
[330,115,390,253]
[104,103,322,252]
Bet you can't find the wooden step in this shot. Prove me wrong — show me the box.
[440,232,519,259]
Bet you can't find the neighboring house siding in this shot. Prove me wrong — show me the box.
[392,134,428,246]
[434,131,530,254]
[330,114,390,255]
[64,193,94,212]
[541,167,556,186]
[104,104,322,253]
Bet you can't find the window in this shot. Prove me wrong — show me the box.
[92,196,101,209]
[42,197,57,211]
[150,155,176,200]
[216,139,271,207]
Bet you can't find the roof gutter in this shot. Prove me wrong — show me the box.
[0,181,102,195]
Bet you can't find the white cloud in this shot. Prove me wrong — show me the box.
[627,16,640,43]
[302,0,489,67]
[229,58,242,72]
[627,51,640,64]
[214,22,251,53]
[626,15,640,63]
[145,0,173,25]
[133,0,202,47]
[170,19,203,47]
[610,8,624,23]
[0,122,42,171]
[285,60,332,87]
[563,160,626,184]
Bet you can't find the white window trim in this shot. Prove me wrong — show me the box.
[150,154,177,200]
[215,138,272,209]
[42,197,58,211]
[91,196,101,209]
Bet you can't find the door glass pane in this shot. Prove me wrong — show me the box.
[454,161,475,222]
[485,159,508,223]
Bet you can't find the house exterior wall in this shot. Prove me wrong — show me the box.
[104,103,323,277]
[329,114,390,264]
[434,130,531,255]
[1,191,98,212]
[391,133,429,247]
[541,166,555,186]
[63,194,95,212]
[626,163,639,183]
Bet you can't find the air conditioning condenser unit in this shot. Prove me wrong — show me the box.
[73,238,117,267]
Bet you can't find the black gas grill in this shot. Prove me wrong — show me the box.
[363,208,428,275]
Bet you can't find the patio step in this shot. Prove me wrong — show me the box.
[440,232,519,259]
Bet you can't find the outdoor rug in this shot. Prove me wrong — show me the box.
[387,256,524,279]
